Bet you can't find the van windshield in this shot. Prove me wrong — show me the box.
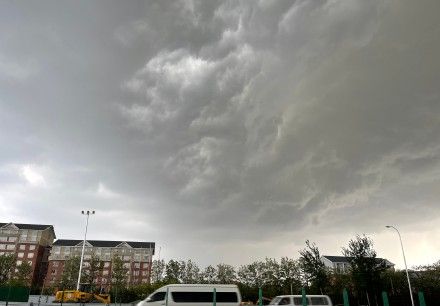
[147,292,166,303]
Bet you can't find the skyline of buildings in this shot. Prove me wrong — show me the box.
[0,222,155,290]
[45,239,155,291]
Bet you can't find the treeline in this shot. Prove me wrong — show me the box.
[147,235,440,305]
[2,235,439,304]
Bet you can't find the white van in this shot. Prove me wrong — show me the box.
[269,295,333,306]
[137,284,242,306]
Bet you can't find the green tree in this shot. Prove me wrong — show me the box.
[151,259,166,284]
[412,260,440,294]
[299,240,329,293]
[0,254,15,284]
[237,261,264,288]
[165,259,181,283]
[181,259,200,283]
[111,255,128,289]
[279,257,302,294]
[60,256,81,289]
[342,235,387,304]
[201,265,216,284]
[83,255,104,291]
[14,261,33,286]
[216,263,236,283]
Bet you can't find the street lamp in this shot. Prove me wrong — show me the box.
[77,210,95,291]
[386,225,414,306]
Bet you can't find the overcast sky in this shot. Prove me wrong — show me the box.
[1,0,439,269]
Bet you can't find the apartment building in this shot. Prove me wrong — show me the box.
[44,239,155,290]
[0,222,56,287]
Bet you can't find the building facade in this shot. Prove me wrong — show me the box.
[0,222,56,287]
[44,239,155,291]
[321,255,394,273]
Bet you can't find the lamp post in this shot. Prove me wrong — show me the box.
[386,225,414,306]
[77,210,95,291]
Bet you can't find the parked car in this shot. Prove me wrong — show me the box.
[268,295,332,306]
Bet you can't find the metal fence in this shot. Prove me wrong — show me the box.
[0,287,30,303]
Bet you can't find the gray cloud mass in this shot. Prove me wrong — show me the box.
[1,0,439,267]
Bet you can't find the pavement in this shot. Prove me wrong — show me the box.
[0,296,136,306]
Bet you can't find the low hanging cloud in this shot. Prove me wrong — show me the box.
[119,0,440,233]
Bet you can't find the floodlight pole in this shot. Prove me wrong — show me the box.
[386,225,414,306]
[77,210,95,291]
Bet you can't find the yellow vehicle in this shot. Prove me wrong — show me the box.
[54,284,110,304]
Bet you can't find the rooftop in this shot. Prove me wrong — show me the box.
[53,239,155,253]
[322,255,394,266]
[0,222,54,231]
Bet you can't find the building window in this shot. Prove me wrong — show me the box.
[0,244,6,250]
[8,236,17,242]
[104,262,110,268]
[18,252,24,258]
[29,233,38,242]
[28,253,34,259]
[6,245,15,250]
[103,270,109,276]
[53,261,59,267]
[19,245,26,250]
[134,263,140,269]
[16,260,22,266]
[29,245,36,251]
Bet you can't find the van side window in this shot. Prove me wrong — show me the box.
[279,298,290,305]
[310,297,328,305]
[148,292,166,302]
[171,292,238,303]
[293,297,307,305]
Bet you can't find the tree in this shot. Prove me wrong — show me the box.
[299,240,329,293]
[201,265,216,284]
[111,255,128,289]
[14,261,33,286]
[83,255,104,291]
[60,256,81,289]
[216,264,236,284]
[412,260,440,294]
[165,260,181,283]
[237,261,264,288]
[342,235,387,304]
[151,259,166,284]
[181,259,200,284]
[279,257,302,294]
[0,254,15,284]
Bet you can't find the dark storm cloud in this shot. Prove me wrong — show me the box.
[1,0,439,266]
